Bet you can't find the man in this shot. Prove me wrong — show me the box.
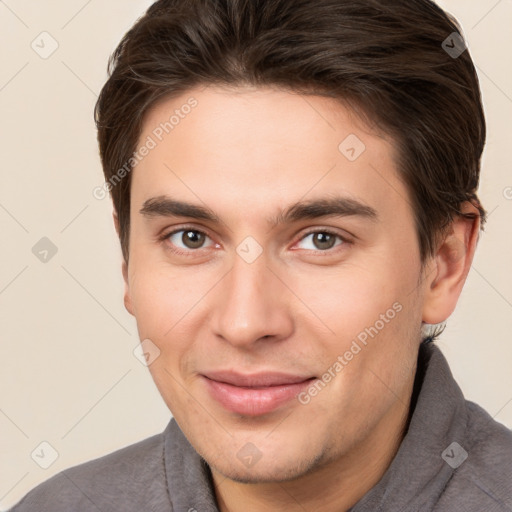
[11,0,512,511]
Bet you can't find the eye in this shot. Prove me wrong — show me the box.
[295,230,347,251]
[159,226,349,257]
[162,227,215,252]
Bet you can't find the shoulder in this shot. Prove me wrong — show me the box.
[9,432,172,512]
[464,400,512,470]
[437,400,512,511]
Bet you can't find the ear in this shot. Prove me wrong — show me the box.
[113,208,121,237]
[421,201,481,324]
[112,209,134,316]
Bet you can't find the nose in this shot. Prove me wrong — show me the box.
[211,251,294,349]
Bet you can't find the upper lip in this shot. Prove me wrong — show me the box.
[202,370,315,387]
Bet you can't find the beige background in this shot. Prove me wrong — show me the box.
[0,0,511,508]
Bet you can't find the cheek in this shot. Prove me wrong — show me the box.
[128,255,205,334]
[130,267,202,409]
[131,277,173,337]
[284,260,402,340]
[128,276,182,370]
[128,261,218,380]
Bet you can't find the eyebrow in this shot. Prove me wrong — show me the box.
[139,194,379,227]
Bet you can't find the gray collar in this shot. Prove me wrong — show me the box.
[350,342,468,511]
[163,342,467,512]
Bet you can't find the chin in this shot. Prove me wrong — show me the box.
[209,449,326,484]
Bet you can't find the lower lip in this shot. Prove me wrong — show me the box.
[202,376,315,416]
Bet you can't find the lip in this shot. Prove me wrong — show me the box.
[202,370,314,387]
[201,371,316,416]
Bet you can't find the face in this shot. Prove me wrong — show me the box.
[124,85,430,483]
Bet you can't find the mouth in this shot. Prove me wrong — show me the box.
[201,372,316,416]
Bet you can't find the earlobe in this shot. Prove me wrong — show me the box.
[113,209,121,237]
[113,209,134,316]
[122,259,134,316]
[422,202,481,325]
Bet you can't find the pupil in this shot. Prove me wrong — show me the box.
[183,230,204,249]
[314,232,335,250]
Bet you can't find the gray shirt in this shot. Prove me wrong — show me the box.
[10,342,512,511]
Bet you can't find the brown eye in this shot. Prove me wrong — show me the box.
[165,229,214,251]
[312,232,337,250]
[181,230,206,249]
[297,231,345,251]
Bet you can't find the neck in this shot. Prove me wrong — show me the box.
[210,382,415,512]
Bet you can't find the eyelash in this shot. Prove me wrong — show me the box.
[158,225,351,258]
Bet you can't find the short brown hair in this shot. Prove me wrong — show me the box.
[95,0,487,265]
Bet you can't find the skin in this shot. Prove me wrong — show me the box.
[114,85,480,511]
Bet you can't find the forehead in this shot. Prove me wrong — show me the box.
[131,85,410,225]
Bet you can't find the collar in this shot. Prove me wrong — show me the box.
[163,342,468,512]
[350,341,469,511]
